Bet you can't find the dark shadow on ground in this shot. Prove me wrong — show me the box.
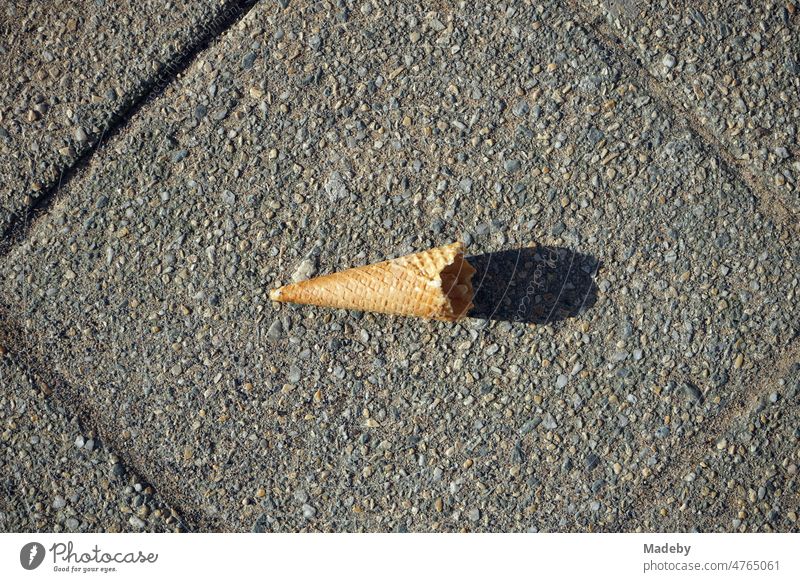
[467,246,601,324]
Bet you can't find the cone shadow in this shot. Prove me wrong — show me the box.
[467,246,600,324]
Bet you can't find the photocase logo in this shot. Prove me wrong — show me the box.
[20,542,46,570]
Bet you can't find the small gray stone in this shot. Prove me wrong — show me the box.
[683,382,703,403]
[291,258,317,282]
[241,51,257,69]
[324,171,349,201]
[129,515,146,528]
[611,350,629,363]
[774,147,789,159]
[267,319,282,340]
[542,413,558,430]
[512,100,529,117]
[520,418,542,435]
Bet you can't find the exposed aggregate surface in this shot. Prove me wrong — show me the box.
[1,0,797,532]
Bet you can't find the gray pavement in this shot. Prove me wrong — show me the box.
[0,349,184,532]
[572,0,800,219]
[0,0,253,239]
[1,0,798,532]
[636,353,800,532]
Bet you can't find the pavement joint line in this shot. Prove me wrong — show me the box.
[538,9,800,522]
[0,309,212,533]
[560,0,799,234]
[0,0,262,258]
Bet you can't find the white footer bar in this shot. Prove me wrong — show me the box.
[2,533,797,581]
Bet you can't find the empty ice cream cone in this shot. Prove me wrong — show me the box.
[269,242,476,321]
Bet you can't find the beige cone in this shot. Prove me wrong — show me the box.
[269,242,476,321]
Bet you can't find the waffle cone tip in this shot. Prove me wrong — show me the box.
[269,242,475,321]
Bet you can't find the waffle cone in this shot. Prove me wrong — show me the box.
[269,242,476,321]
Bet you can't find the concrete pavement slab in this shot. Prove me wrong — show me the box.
[0,0,256,241]
[1,0,798,531]
[570,0,800,220]
[0,350,185,532]
[637,352,799,532]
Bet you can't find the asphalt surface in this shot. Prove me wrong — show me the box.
[1,0,797,532]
